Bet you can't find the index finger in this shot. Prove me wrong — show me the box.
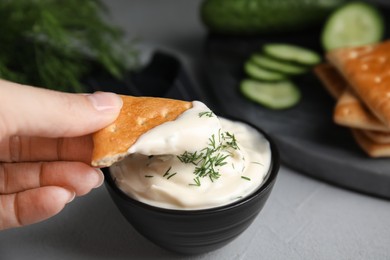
[0,80,122,138]
[0,135,93,164]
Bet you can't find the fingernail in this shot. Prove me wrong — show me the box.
[87,92,123,112]
[66,190,76,204]
[94,168,105,188]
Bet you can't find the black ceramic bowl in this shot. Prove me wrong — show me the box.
[103,120,279,255]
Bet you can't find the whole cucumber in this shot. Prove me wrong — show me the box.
[200,0,346,35]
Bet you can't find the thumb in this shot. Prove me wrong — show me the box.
[0,80,123,138]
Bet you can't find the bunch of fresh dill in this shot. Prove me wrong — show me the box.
[0,0,138,92]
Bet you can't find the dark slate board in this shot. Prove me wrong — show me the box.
[201,5,390,199]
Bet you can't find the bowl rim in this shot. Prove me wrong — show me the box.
[103,116,280,215]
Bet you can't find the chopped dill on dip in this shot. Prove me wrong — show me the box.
[110,101,271,210]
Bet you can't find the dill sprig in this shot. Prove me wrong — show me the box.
[177,151,202,165]
[198,111,214,118]
[220,132,239,150]
[177,130,239,186]
[163,166,177,180]
[251,161,263,166]
[163,167,172,177]
[0,0,138,92]
[189,177,201,187]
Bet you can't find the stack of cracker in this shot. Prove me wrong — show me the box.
[315,40,390,157]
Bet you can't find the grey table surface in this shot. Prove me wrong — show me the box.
[1,1,390,259]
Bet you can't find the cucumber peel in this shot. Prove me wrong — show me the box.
[263,44,321,66]
[240,79,301,110]
[251,54,308,75]
[321,1,384,50]
[244,61,287,81]
[200,0,346,35]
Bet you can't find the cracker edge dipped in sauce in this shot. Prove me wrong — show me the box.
[90,96,272,209]
[91,95,192,167]
[108,101,272,210]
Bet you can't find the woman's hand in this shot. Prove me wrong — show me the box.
[0,80,122,230]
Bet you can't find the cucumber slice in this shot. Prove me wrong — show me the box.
[263,44,321,65]
[240,79,301,110]
[251,54,307,75]
[321,2,384,51]
[244,61,286,81]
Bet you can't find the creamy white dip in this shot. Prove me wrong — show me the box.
[110,101,271,210]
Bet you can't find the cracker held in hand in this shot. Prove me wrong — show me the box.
[91,95,192,167]
[327,40,390,127]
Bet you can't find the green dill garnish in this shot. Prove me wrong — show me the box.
[209,134,216,149]
[144,175,154,178]
[163,166,177,180]
[198,111,214,118]
[214,153,229,167]
[163,167,172,177]
[167,172,177,180]
[223,132,239,150]
[178,131,239,186]
[251,161,263,166]
[189,177,201,186]
[241,176,251,181]
[177,151,202,164]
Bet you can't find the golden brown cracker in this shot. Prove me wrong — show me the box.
[327,41,390,127]
[334,89,390,132]
[315,63,390,132]
[351,129,390,157]
[361,130,390,144]
[91,95,192,167]
[314,63,348,99]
